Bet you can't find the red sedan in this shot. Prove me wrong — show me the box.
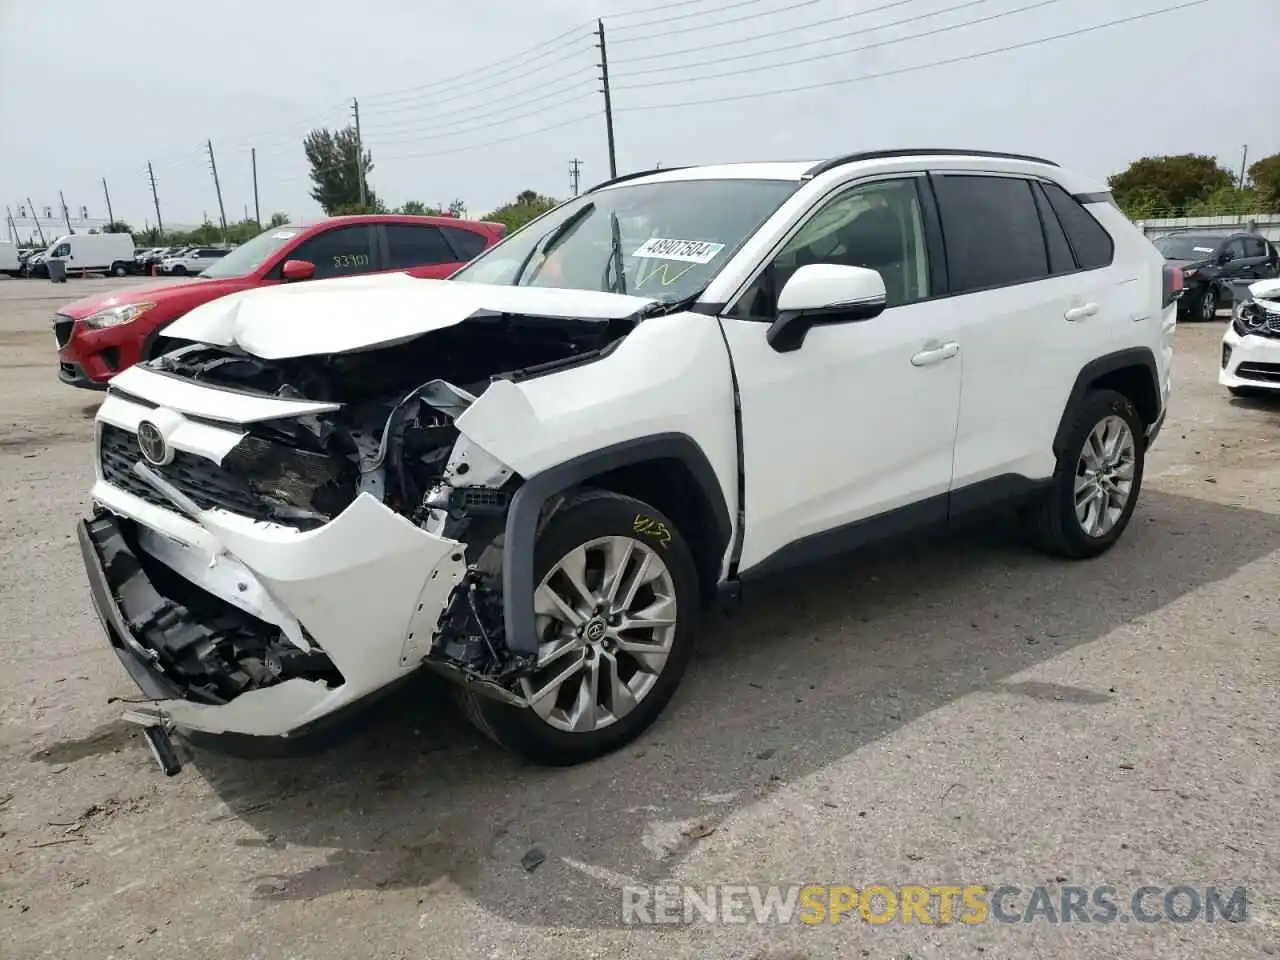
[55,214,505,389]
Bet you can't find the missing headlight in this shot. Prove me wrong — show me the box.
[222,435,359,523]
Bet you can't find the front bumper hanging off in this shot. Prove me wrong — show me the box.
[80,488,470,751]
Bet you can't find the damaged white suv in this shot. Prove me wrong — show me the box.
[79,150,1177,773]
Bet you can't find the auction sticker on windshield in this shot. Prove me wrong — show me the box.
[632,238,726,264]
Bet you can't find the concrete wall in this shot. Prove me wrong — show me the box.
[1134,213,1280,242]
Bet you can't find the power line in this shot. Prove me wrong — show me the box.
[608,0,777,31]
[610,0,829,44]
[612,0,918,66]
[377,111,599,162]
[615,0,1216,111]
[616,0,1056,89]
[363,73,591,134]
[359,25,595,106]
[369,93,598,146]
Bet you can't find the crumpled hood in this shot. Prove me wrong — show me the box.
[164,272,661,359]
[57,276,251,320]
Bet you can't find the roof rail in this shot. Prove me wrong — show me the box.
[803,148,1059,179]
[585,166,692,193]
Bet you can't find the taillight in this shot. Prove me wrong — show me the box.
[1163,263,1184,308]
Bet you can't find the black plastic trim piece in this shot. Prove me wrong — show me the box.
[1072,191,1115,205]
[1052,347,1161,460]
[585,166,692,193]
[948,474,1052,518]
[501,433,732,654]
[803,148,1059,180]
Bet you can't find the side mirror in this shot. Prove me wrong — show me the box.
[281,259,315,282]
[766,263,887,353]
[1218,250,1233,265]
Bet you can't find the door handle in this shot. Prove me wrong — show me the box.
[1064,302,1099,321]
[911,341,959,366]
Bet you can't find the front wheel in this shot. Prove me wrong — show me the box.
[170,265,186,276]
[111,262,128,277]
[1026,389,1146,559]
[458,489,701,765]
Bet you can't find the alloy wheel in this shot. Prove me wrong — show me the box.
[1074,415,1136,538]
[520,536,677,733]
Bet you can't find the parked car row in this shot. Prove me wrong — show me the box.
[1153,229,1280,321]
[66,150,1178,777]
[54,213,506,388]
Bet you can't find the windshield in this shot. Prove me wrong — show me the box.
[1154,235,1224,260]
[451,178,800,302]
[199,225,302,279]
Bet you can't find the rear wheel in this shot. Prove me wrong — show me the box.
[458,489,700,765]
[1198,285,1218,321]
[1026,389,1145,559]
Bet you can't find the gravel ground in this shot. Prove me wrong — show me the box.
[0,276,1276,959]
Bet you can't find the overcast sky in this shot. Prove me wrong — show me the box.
[2,0,1277,232]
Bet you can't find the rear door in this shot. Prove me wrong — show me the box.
[379,223,462,279]
[1237,236,1271,279]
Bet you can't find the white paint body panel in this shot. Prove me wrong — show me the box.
[165,271,657,359]
[720,301,961,570]
[1220,325,1280,392]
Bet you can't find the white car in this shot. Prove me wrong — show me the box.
[77,149,1176,774]
[157,246,230,275]
[1220,278,1280,395]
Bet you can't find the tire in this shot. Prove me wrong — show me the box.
[111,262,128,277]
[1026,389,1146,559]
[457,488,701,765]
[170,265,187,276]
[1197,285,1218,321]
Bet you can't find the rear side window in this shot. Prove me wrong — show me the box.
[292,224,376,279]
[1243,236,1267,258]
[931,175,1048,292]
[1040,182,1114,270]
[1030,182,1077,275]
[443,227,488,261]
[385,224,455,269]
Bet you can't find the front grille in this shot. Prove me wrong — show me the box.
[54,313,74,348]
[99,424,274,522]
[1235,362,1280,384]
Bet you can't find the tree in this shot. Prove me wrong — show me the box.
[1247,153,1280,210]
[481,189,559,232]
[397,200,439,216]
[103,220,133,234]
[1108,154,1235,218]
[267,212,290,228]
[303,125,379,215]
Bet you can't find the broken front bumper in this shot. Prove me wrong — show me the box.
[80,490,469,738]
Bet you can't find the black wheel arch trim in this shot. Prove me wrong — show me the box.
[500,433,732,654]
[1052,347,1161,459]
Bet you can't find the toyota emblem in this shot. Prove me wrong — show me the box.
[136,420,171,466]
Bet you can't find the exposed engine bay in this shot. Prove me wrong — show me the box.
[112,312,640,708]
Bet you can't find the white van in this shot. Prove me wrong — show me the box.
[44,232,136,277]
[0,242,19,277]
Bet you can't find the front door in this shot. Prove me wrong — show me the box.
[719,175,962,574]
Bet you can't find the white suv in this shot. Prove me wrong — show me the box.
[77,149,1176,774]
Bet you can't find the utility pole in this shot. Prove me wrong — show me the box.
[146,161,164,238]
[1238,145,1249,191]
[5,206,15,243]
[352,98,367,210]
[59,191,73,234]
[101,178,115,227]
[596,19,617,179]
[569,158,582,196]
[25,196,46,246]
[207,139,228,240]
[251,147,261,225]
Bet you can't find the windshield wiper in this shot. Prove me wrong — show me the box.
[512,201,595,286]
[603,211,627,295]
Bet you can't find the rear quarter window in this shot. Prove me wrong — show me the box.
[443,227,488,261]
[1041,182,1115,270]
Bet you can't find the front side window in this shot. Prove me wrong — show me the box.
[732,177,931,318]
[932,175,1048,292]
[1223,238,1248,261]
[51,243,70,257]
[289,225,376,280]
[451,178,800,304]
